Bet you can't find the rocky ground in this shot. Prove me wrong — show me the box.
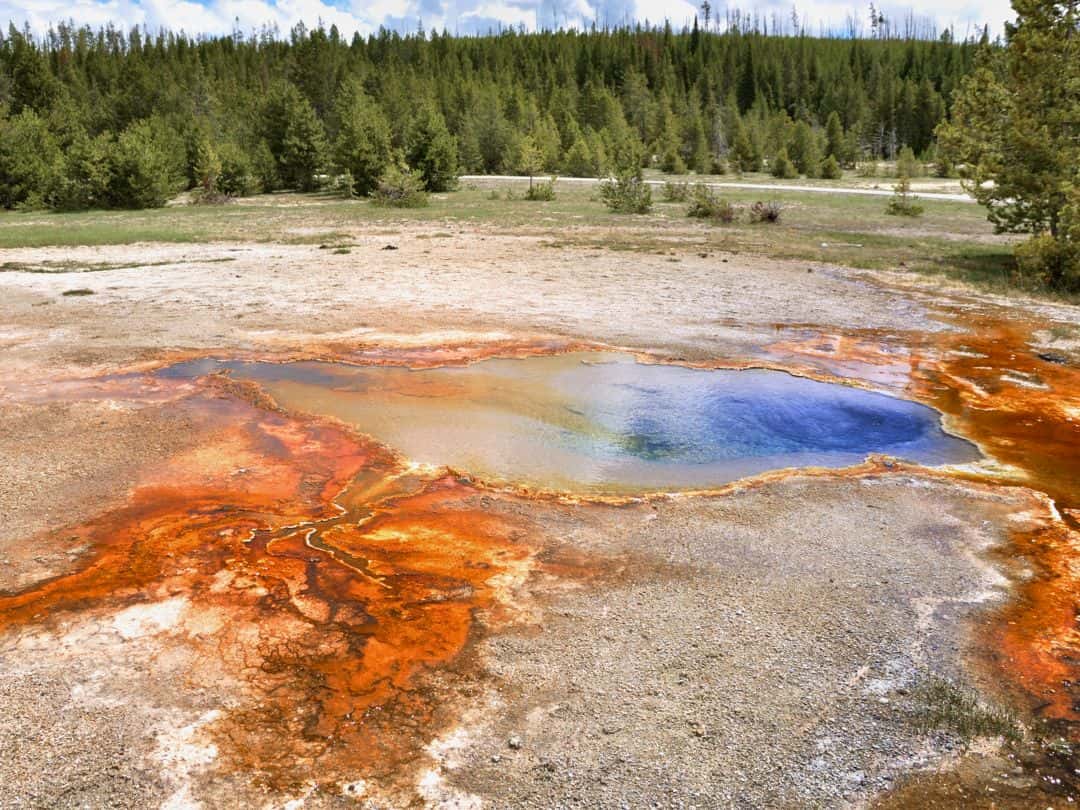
[0,226,1076,808]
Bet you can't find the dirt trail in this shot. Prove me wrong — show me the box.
[460,174,978,201]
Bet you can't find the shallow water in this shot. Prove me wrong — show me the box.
[161,352,979,493]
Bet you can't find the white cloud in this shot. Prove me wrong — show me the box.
[0,0,1014,38]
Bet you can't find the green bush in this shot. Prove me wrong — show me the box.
[885,175,923,217]
[662,181,690,202]
[659,144,687,174]
[896,146,922,179]
[857,160,878,178]
[371,164,429,208]
[599,169,652,213]
[524,177,557,201]
[820,155,842,180]
[1014,233,1080,292]
[686,184,735,222]
[563,136,597,177]
[771,148,798,179]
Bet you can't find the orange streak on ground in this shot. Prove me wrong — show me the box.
[767,312,1080,729]
[0,378,540,791]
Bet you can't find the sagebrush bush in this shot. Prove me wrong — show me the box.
[371,165,429,208]
[749,200,782,223]
[686,184,735,222]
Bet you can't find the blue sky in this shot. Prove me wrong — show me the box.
[2,0,1012,39]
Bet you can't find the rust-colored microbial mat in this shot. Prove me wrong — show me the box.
[0,373,539,793]
[2,309,1078,802]
[769,305,1080,730]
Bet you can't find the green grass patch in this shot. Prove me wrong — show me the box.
[0,257,235,273]
[0,184,1057,299]
[913,676,1022,745]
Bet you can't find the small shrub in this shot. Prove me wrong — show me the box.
[820,155,842,180]
[857,160,879,178]
[686,184,735,222]
[62,288,94,296]
[662,181,690,202]
[599,170,652,214]
[330,170,355,198]
[896,146,922,179]
[371,165,429,208]
[191,189,230,205]
[935,156,957,178]
[749,200,782,223]
[770,148,798,179]
[659,145,687,175]
[524,177,557,201]
[885,175,923,217]
[1014,233,1080,292]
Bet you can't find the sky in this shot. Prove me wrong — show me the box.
[1,0,1012,41]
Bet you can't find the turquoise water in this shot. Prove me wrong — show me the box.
[161,352,979,493]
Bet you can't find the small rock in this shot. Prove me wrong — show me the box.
[508,735,523,750]
[1037,351,1068,365]
[382,244,399,251]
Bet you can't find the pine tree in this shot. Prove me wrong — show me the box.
[262,82,327,191]
[939,0,1079,288]
[787,120,820,177]
[737,46,757,113]
[193,134,221,194]
[518,134,545,188]
[730,117,761,173]
[107,118,184,208]
[820,154,842,179]
[406,104,458,192]
[563,136,596,177]
[0,23,979,212]
[333,80,392,196]
[824,110,845,163]
[0,108,60,208]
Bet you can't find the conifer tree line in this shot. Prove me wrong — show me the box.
[0,20,983,210]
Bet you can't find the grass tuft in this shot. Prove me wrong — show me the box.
[912,676,1022,745]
